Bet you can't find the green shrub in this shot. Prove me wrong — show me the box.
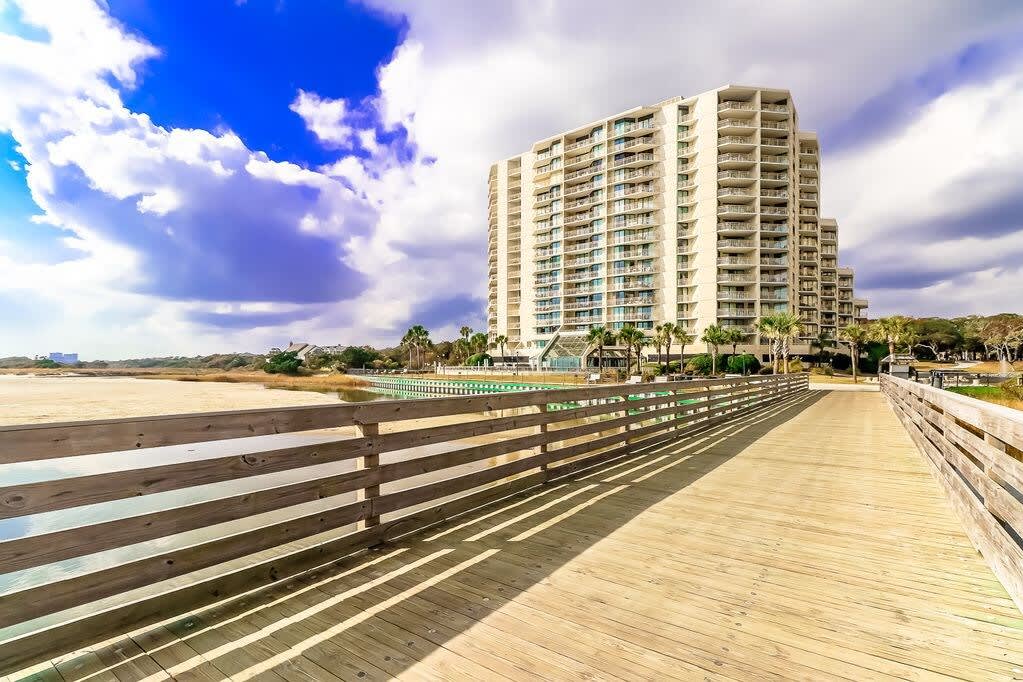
[464,353,492,367]
[759,366,774,375]
[787,358,803,373]
[726,354,760,375]
[667,360,681,373]
[34,358,61,369]
[263,350,303,375]
[685,354,714,375]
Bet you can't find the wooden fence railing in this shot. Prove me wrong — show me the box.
[0,373,806,672]
[881,374,1023,613]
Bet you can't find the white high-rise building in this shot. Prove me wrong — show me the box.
[487,84,868,367]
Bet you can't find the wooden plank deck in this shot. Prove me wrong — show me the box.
[24,388,1023,681]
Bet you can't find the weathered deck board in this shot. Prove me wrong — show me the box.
[16,388,1023,681]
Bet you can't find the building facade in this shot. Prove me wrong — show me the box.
[487,84,868,363]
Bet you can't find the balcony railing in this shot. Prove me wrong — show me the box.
[610,233,656,245]
[718,204,756,214]
[718,118,756,128]
[718,100,755,111]
[761,207,788,216]
[718,220,756,231]
[564,163,604,181]
[719,135,755,145]
[718,170,752,180]
[718,239,755,248]
[610,153,656,169]
[718,153,754,163]
[762,103,789,113]
[614,119,656,135]
[761,189,788,198]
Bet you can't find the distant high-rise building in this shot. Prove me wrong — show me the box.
[48,352,79,364]
[487,84,868,366]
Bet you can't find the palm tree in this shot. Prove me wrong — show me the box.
[459,326,473,344]
[701,324,728,375]
[586,325,614,373]
[617,325,645,377]
[402,325,431,369]
[811,331,833,367]
[659,322,676,373]
[654,323,671,372]
[492,334,508,361]
[469,332,488,356]
[756,315,780,374]
[838,324,870,383]
[871,315,911,361]
[725,327,745,358]
[672,324,695,372]
[772,313,802,374]
[631,332,649,376]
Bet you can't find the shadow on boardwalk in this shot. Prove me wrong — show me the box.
[44,391,830,681]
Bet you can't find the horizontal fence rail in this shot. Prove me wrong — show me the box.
[0,374,807,673]
[881,374,1023,612]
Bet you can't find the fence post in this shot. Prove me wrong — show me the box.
[537,403,551,481]
[356,422,380,529]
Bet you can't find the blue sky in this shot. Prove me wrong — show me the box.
[1,1,1023,358]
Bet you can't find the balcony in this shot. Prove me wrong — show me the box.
[718,308,757,318]
[611,263,657,275]
[614,135,657,153]
[610,199,657,216]
[612,214,657,229]
[717,220,756,234]
[718,291,754,301]
[760,240,789,251]
[718,135,756,151]
[564,208,603,227]
[565,255,600,267]
[564,163,604,182]
[761,223,789,234]
[717,188,755,201]
[717,238,755,249]
[760,188,788,199]
[718,118,757,133]
[564,299,602,311]
[717,170,753,183]
[760,257,789,268]
[564,193,604,211]
[610,280,655,292]
[718,204,756,216]
[761,155,789,167]
[614,119,656,135]
[762,103,789,114]
[610,311,653,321]
[717,100,755,113]
[614,296,656,307]
[565,134,601,153]
[563,241,599,255]
[761,206,788,216]
[717,153,755,167]
[564,225,600,240]
[610,232,656,246]
[563,270,601,283]
[717,256,755,266]
[564,149,603,171]
[760,136,788,149]
[613,182,657,199]
[564,179,601,198]
[761,273,788,283]
[611,152,657,169]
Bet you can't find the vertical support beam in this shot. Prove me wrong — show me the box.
[356,422,380,529]
[537,403,550,482]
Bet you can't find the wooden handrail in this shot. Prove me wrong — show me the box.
[0,374,807,673]
[881,374,1023,612]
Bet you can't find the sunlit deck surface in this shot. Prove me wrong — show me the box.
[18,389,1023,681]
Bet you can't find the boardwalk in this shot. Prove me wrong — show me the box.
[19,387,1023,681]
